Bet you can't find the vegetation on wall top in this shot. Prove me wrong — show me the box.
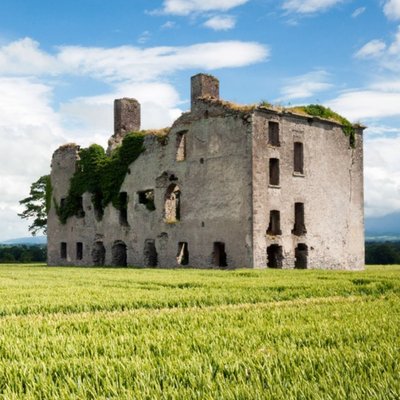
[259,102,358,147]
[56,132,145,223]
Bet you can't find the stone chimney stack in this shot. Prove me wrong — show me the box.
[107,98,141,154]
[191,73,219,110]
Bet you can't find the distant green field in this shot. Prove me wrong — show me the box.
[0,265,399,399]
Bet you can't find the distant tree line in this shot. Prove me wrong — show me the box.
[365,242,400,265]
[0,245,46,263]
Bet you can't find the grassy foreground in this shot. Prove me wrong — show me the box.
[0,265,398,399]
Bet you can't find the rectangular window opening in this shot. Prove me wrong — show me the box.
[292,202,307,236]
[295,243,308,269]
[269,158,280,186]
[294,142,304,174]
[60,242,67,259]
[138,189,155,211]
[76,242,83,260]
[268,121,280,146]
[267,210,282,235]
[267,244,283,269]
[176,131,187,161]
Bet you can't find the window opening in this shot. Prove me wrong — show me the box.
[268,121,280,146]
[92,241,105,266]
[213,242,227,267]
[269,158,280,186]
[294,142,304,174]
[165,184,181,223]
[119,192,128,225]
[267,210,282,235]
[138,190,155,211]
[177,242,189,266]
[76,242,83,260]
[267,244,283,268]
[77,196,85,218]
[292,203,307,236]
[176,131,187,161]
[112,241,127,267]
[144,239,158,267]
[60,242,67,259]
[295,244,308,269]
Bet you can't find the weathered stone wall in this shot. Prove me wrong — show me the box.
[48,97,254,268]
[252,109,364,270]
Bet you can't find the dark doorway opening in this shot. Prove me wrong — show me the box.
[267,244,283,268]
[76,242,83,260]
[144,239,158,267]
[213,242,227,267]
[92,241,106,266]
[177,242,189,266]
[112,241,127,267]
[295,244,308,269]
[60,242,67,259]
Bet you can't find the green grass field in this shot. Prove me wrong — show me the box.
[0,264,399,399]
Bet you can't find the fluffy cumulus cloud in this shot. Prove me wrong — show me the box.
[160,0,249,15]
[278,70,332,101]
[203,15,236,30]
[282,0,344,14]
[384,0,400,20]
[0,36,268,240]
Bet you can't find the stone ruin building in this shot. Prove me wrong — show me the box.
[47,73,364,269]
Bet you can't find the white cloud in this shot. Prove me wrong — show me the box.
[327,88,400,121]
[364,134,400,217]
[352,7,366,17]
[161,21,177,29]
[354,39,386,59]
[203,15,236,30]
[159,0,249,16]
[282,0,344,14]
[0,36,269,240]
[384,0,400,20]
[278,70,332,101]
[0,37,58,75]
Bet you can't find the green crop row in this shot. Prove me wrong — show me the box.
[0,265,398,399]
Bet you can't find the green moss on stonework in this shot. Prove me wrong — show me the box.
[57,132,145,224]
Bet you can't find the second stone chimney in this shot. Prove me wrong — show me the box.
[191,73,219,110]
[107,98,141,154]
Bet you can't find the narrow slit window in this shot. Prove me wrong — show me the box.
[294,142,304,174]
[77,196,85,218]
[119,192,128,225]
[292,202,307,236]
[76,242,83,260]
[268,121,280,146]
[269,158,280,186]
[176,131,187,161]
[165,184,180,223]
[60,242,67,259]
[267,210,282,235]
[177,242,189,266]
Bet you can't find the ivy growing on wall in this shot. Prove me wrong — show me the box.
[56,132,145,223]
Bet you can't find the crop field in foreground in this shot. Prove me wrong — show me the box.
[0,265,398,399]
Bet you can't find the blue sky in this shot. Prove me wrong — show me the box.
[1,0,400,240]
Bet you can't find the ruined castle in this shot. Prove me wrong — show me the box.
[47,73,364,269]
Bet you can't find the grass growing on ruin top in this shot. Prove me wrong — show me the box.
[259,102,357,147]
[56,132,145,223]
